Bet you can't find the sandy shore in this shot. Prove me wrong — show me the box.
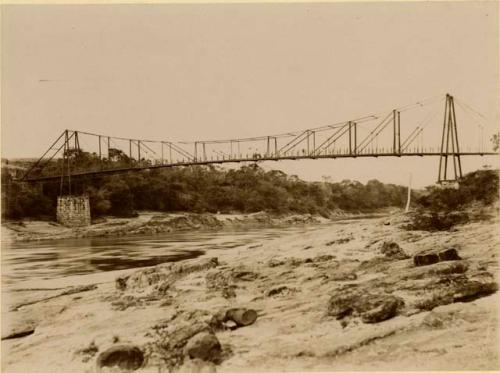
[1,211,498,372]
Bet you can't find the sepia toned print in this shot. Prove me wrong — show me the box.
[1,2,499,372]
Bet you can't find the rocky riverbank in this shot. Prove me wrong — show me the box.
[1,210,498,372]
[1,210,391,242]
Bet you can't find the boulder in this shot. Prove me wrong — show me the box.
[380,241,409,260]
[438,248,461,261]
[326,293,356,319]
[361,297,400,323]
[414,248,462,267]
[96,344,144,371]
[327,291,403,323]
[184,332,222,362]
[452,280,498,302]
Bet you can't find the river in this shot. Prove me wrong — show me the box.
[2,222,344,291]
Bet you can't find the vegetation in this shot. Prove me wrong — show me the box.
[408,169,499,231]
[2,156,411,220]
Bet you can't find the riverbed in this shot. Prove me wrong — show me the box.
[1,213,498,372]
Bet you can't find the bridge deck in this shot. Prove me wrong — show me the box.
[21,151,497,182]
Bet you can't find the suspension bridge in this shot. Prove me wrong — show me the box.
[20,93,497,187]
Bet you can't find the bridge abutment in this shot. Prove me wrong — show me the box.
[56,195,91,227]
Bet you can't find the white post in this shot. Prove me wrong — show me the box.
[405,173,412,213]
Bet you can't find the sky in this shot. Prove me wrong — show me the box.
[2,2,499,187]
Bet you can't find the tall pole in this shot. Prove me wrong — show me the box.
[353,122,357,155]
[444,101,452,181]
[438,95,449,182]
[66,130,71,195]
[306,130,311,155]
[450,96,463,178]
[393,109,397,154]
[397,111,401,154]
[348,121,352,155]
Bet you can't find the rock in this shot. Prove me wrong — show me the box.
[127,257,219,290]
[400,261,469,281]
[414,276,497,311]
[413,253,439,266]
[380,241,409,260]
[206,270,231,291]
[157,280,173,294]
[184,332,222,362]
[266,285,297,297]
[96,344,144,371]
[221,286,236,299]
[326,293,356,319]
[422,311,452,329]
[414,248,462,266]
[225,308,258,327]
[438,248,461,261]
[1,325,35,340]
[60,284,98,296]
[327,291,403,322]
[74,341,99,363]
[452,280,498,302]
[115,276,129,291]
[313,254,336,263]
[285,258,307,267]
[330,272,357,281]
[231,268,259,281]
[206,266,258,297]
[268,258,285,267]
[326,237,352,246]
[361,297,400,323]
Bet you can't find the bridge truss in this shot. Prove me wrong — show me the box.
[20,93,497,187]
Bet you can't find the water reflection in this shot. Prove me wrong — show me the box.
[2,224,326,288]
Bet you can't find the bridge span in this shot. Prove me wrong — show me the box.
[20,93,498,185]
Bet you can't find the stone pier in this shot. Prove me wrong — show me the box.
[56,195,91,227]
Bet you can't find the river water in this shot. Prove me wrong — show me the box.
[2,223,337,290]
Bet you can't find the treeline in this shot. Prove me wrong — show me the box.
[1,162,412,220]
[416,169,499,211]
[408,169,499,231]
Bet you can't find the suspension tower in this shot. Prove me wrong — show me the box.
[438,94,462,184]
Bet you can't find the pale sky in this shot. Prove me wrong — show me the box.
[2,2,499,187]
